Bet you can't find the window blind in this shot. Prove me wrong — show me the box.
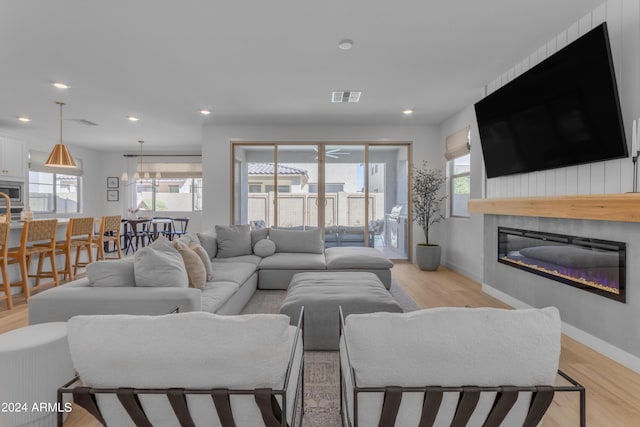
[444,126,471,160]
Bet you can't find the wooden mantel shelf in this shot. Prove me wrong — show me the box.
[468,193,640,223]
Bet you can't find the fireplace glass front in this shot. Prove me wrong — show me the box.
[498,227,626,302]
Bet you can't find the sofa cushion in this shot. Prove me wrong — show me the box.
[173,240,207,288]
[325,246,393,269]
[196,230,217,259]
[212,254,262,266]
[215,225,252,258]
[251,228,269,249]
[87,258,136,287]
[67,311,293,389]
[210,261,257,286]
[134,237,189,288]
[259,253,327,270]
[175,232,200,247]
[343,307,561,388]
[200,281,239,313]
[269,228,324,254]
[254,239,276,258]
[189,243,214,281]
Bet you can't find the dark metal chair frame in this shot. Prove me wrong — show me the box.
[338,307,586,427]
[58,307,305,427]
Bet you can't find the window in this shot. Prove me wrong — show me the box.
[28,150,83,213]
[449,153,470,217]
[248,183,262,193]
[29,172,81,213]
[265,185,291,193]
[136,177,202,212]
[308,183,345,193]
[132,160,203,212]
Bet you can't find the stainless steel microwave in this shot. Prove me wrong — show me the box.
[0,180,24,207]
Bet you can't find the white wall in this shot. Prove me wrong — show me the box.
[435,105,484,282]
[201,124,441,249]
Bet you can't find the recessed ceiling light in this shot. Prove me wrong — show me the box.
[17,116,31,122]
[338,39,354,50]
[127,116,140,122]
[402,109,414,115]
[199,109,211,115]
[332,90,362,103]
[52,82,69,89]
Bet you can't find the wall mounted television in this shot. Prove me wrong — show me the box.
[475,22,628,179]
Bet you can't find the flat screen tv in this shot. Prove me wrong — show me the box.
[475,22,627,179]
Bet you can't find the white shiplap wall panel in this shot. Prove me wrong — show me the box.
[545,171,556,196]
[536,172,546,196]
[482,0,636,200]
[566,166,579,194]
[555,168,567,195]
[590,162,606,193]
[528,172,537,195]
[577,164,592,194]
[605,159,623,193]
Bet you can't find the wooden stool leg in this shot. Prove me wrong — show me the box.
[0,262,12,309]
[65,248,74,281]
[18,256,30,300]
[35,253,45,287]
[49,250,59,286]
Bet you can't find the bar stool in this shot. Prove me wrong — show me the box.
[56,217,94,282]
[6,219,59,300]
[0,221,12,309]
[94,215,122,260]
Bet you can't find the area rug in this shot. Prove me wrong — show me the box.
[241,279,420,426]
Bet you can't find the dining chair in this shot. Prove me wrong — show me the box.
[56,217,94,282]
[6,219,59,300]
[124,218,152,253]
[0,221,12,309]
[164,217,189,241]
[94,215,122,260]
[152,216,174,240]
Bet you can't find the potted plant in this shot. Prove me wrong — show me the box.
[412,161,447,270]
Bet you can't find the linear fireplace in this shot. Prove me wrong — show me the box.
[498,227,626,302]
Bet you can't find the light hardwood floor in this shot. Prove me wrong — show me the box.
[2,265,639,426]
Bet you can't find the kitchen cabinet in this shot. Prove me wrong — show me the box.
[0,138,25,180]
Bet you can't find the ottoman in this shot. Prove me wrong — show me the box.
[279,271,402,350]
[0,322,75,427]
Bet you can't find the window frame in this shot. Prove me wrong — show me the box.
[28,170,82,214]
[448,153,470,219]
[135,177,202,212]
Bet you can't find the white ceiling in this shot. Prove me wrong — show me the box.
[0,0,603,152]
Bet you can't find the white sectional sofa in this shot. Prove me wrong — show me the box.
[29,225,393,324]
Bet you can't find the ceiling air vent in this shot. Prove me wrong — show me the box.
[66,118,99,126]
[332,90,362,103]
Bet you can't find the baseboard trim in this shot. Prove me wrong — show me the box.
[482,283,640,375]
[441,261,482,284]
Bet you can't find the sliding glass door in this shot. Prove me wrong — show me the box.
[232,142,410,260]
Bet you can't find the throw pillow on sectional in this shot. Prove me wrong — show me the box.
[253,239,276,257]
[196,230,218,259]
[189,243,214,281]
[134,236,189,287]
[87,258,136,287]
[215,224,252,258]
[173,240,207,288]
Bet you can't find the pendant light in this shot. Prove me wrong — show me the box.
[134,140,144,180]
[45,101,76,167]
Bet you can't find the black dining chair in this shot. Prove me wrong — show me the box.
[164,218,189,241]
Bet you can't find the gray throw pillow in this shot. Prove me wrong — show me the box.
[215,225,252,258]
[269,228,324,254]
[196,230,218,259]
[87,258,136,287]
[253,239,276,258]
[251,228,269,248]
[134,237,188,287]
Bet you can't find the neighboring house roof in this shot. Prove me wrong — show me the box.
[248,163,308,177]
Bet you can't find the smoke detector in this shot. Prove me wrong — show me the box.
[332,90,361,103]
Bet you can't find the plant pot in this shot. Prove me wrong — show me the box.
[415,244,441,271]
